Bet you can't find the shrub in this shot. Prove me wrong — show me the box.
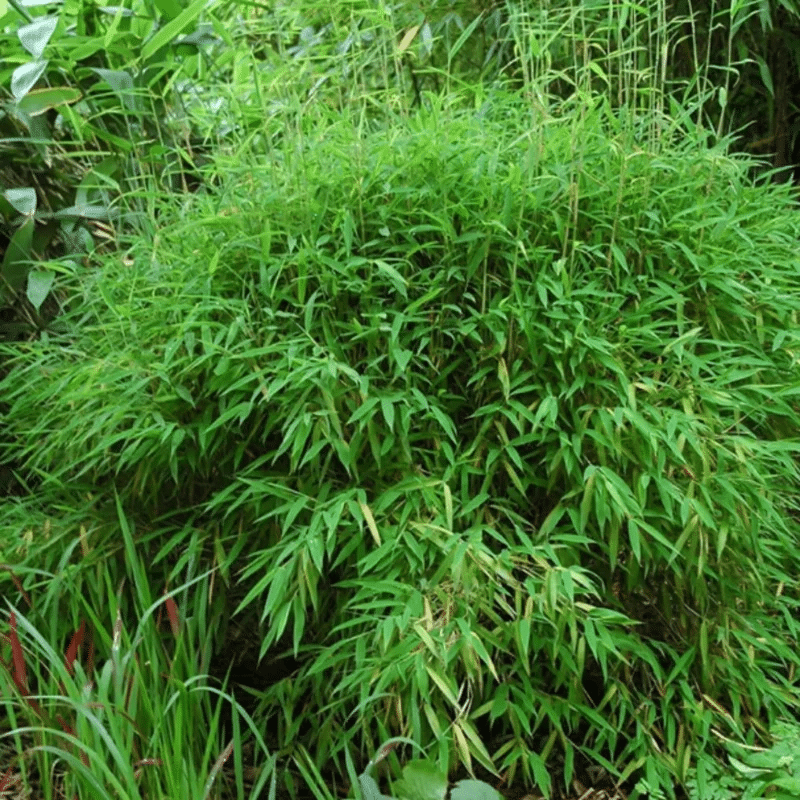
[2,90,800,798]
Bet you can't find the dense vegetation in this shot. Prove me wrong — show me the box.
[2,2,800,800]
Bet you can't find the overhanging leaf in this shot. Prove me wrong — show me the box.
[26,269,56,311]
[11,59,48,100]
[4,188,37,216]
[18,15,58,58]
[16,86,81,117]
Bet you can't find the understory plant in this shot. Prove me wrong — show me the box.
[2,84,800,799]
[0,0,231,336]
[0,500,273,800]
[684,721,800,800]
[359,740,502,800]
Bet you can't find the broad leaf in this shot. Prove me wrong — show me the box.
[16,86,81,117]
[26,269,56,311]
[4,188,37,216]
[18,15,58,57]
[451,780,502,800]
[392,760,448,800]
[11,59,48,100]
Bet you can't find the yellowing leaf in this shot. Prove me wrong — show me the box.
[397,24,420,54]
[358,500,381,546]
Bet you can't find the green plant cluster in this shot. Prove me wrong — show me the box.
[3,85,800,798]
[6,0,800,337]
[0,0,222,331]
[684,721,800,800]
[4,1,800,799]
[0,529,274,800]
[359,739,503,800]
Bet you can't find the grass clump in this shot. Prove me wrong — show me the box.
[2,88,800,799]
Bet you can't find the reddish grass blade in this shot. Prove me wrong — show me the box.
[0,568,32,608]
[64,620,86,675]
[8,613,28,695]
[163,590,180,638]
[5,612,44,717]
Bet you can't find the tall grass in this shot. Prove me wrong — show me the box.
[3,2,800,799]
[0,496,273,799]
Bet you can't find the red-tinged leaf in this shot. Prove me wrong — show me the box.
[86,633,95,675]
[65,620,85,674]
[0,567,32,608]
[8,613,28,694]
[0,767,19,792]
[56,713,75,737]
[164,590,180,637]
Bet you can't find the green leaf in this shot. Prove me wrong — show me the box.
[91,69,138,111]
[153,0,183,21]
[430,405,457,443]
[374,259,408,298]
[755,55,774,98]
[52,204,111,220]
[4,188,37,216]
[528,752,551,798]
[11,59,47,100]
[451,780,502,800]
[380,397,395,431]
[16,86,81,117]
[18,15,58,58]
[393,347,413,373]
[498,357,510,401]
[359,774,393,800]
[392,760,447,800]
[26,269,55,311]
[446,11,486,63]
[666,647,696,684]
[140,0,207,61]
[1,217,35,291]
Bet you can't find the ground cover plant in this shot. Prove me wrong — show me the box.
[3,80,800,800]
[0,501,274,799]
[359,739,503,800]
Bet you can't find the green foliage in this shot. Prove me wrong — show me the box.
[3,84,800,799]
[685,723,800,800]
[0,508,273,799]
[3,0,800,797]
[359,741,503,800]
[0,0,223,332]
